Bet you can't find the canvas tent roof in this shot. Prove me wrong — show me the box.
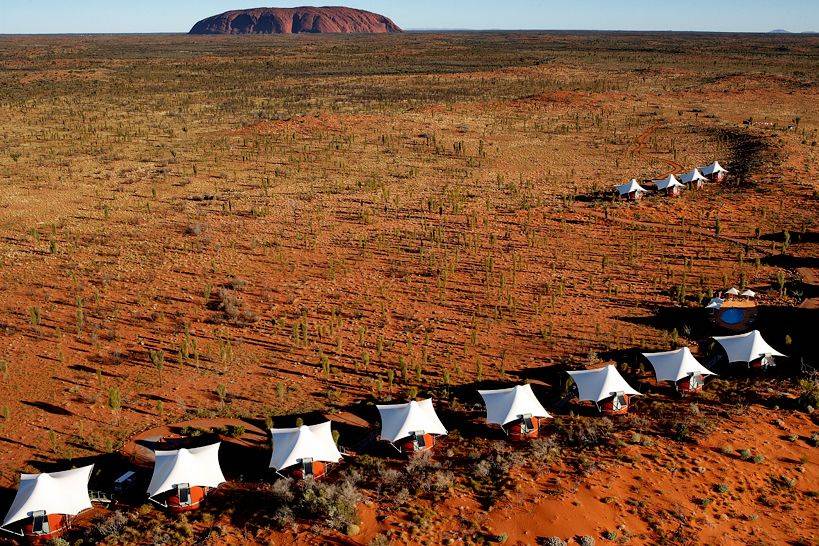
[269,422,343,471]
[725,287,740,296]
[655,174,684,191]
[713,330,785,363]
[642,347,715,383]
[566,365,641,403]
[680,168,707,184]
[705,297,724,309]
[477,384,551,427]
[740,289,756,298]
[3,466,94,528]
[701,161,727,176]
[616,179,648,196]
[376,399,447,443]
[147,443,225,498]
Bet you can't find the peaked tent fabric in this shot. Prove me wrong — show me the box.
[147,443,226,498]
[616,179,648,196]
[477,384,551,426]
[680,168,707,184]
[3,466,94,527]
[725,287,740,296]
[376,399,447,443]
[269,422,343,471]
[705,297,724,309]
[701,161,728,176]
[713,330,785,363]
[740,289,756,298]
[655,174,685,191]
[566,365,641,403]
[642,347,715,382]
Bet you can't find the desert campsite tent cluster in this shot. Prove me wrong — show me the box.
[1,324,786,543]
[616,160,728,200]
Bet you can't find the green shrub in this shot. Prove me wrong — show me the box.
[296,480,361,533]
[542,538,567,546]
[797,379,819,411]
[226,424,245,437]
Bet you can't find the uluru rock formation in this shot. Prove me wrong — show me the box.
[190,6,403,35]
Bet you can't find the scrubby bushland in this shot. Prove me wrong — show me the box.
[81,509,193,545]
[797,378,819,411]
[552,416,614,447]
[296,479,362,534]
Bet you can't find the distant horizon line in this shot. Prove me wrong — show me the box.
[0,28,816,36]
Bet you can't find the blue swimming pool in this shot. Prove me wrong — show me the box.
[720,308,745,325]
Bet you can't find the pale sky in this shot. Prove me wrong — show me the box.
[0,0,817,34]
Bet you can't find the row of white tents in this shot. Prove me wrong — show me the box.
[616,161,728,200]
[1,329,785,538]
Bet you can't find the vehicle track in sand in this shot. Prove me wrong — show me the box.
[627,123,685,175]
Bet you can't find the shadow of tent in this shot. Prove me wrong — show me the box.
[746,305,818,371]
[0,485,17,516]
[616,305,711,339]
[761,253,819,270]
[758,230,819,244]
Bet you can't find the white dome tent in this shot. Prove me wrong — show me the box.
[616,179,649,201]
[712,330,785,369]
[269,422,344,479]
[654,174,685,196]
[376,399,447,454]
[680,168,708,189]
[478,385,551,440]
[147,443,226,510]
[701,161,728,181]
[642,347,715,392]
[2,465,94,539]
[566,365,641,414]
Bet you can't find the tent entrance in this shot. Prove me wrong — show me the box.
[299,458,315,478]
[32,511,50,536]
[517,414,535,434]
[175,483,192,507]
[410,431,428,450]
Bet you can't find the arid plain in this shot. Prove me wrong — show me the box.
[0,32,817,545]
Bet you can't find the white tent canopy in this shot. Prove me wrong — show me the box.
[740,289,756,298]
[269,422,343,471]
[701,161,728,176]
[2,466,94,528]
[705,297,724,309]
[478,384,551,427]
[376,399,447,443]
[680,168,707,184]
[642,347,715,383]
[725,287,740,296]
[713,330,785,363]
[616,179,648,196]
[147,443,225,498]
[655,174,685,191]
[567,365,641,402]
